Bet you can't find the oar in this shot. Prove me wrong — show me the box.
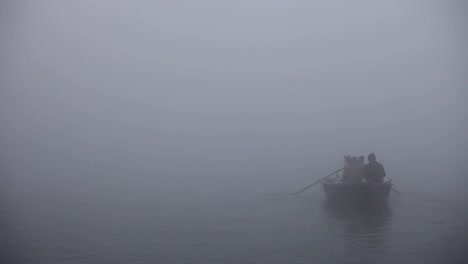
[294,168,344,196]
[387,179,400,195]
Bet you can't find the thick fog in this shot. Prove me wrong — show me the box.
[1,0,467,199]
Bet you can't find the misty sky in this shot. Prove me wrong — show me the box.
[1,0,467,196]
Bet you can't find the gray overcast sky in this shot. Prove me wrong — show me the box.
[1,0,467,195]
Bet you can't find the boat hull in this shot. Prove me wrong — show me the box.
[321,182,392,203]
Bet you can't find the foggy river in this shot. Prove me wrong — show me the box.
[2,183,468,264]
[1,0,467,263]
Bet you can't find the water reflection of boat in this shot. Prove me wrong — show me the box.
[321,181,392,203]
[323,199,392,226]
[323,199,392,263]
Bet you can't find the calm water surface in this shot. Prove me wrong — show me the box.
[2,185,468,264]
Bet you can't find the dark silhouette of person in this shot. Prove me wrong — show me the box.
[364,153,386,183]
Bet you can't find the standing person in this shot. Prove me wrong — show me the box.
[364,153,386,183]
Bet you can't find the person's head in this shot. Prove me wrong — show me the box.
[358,156,365,163]
[368,153,376,162]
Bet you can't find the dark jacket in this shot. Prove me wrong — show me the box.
[364,161,386,182]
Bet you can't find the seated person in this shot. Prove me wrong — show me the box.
[364,153,386,183]
[342,155,364,183]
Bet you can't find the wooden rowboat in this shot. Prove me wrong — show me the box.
[321,181,392,202]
